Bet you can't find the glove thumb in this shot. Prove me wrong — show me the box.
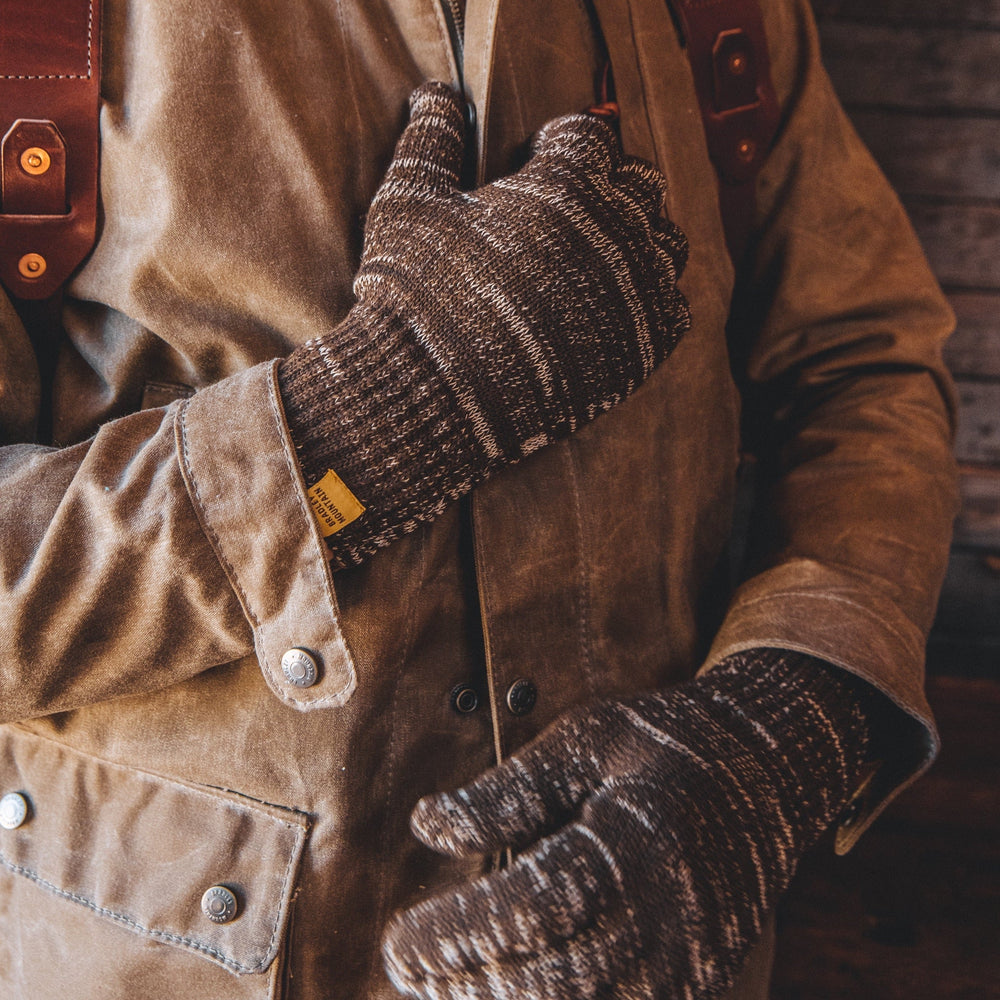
[380,81,467,192]
[410,719,598,856]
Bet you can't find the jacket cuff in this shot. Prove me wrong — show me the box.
[176,360,357,710]
[703,558,940,851]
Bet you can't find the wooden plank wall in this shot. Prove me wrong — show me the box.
[808,0,1000,674]
[773,675,1000,998]
[770,4,1000,996]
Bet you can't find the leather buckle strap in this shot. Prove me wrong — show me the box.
[0,0,102,300]
[669,0,780,262]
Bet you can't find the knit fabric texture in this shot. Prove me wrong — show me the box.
[382,649,872,1000]
[278,82,691,569]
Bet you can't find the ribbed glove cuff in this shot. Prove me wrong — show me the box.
[278,303,492,568]
[702,649,873,847]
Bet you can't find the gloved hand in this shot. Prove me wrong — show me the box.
[278,81,690,570]
[382,649,873,1000]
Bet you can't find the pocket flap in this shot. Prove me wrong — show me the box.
[0,726,308,975]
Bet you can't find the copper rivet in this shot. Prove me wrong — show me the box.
[20,147,51,176]
[736,138,756,163]
[728,52,747,75]
[18,253,47,279]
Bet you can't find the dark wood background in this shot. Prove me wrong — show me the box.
[771,3,1000,996]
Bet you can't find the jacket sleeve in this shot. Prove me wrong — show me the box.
[703,0,959,848]
[0,295,356,724]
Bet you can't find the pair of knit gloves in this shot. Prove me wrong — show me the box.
[278,83,878,999]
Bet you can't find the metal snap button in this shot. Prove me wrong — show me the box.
[20,147,51,175]
[505,678,537,717]
[840,797,864,828]
[0,792,28,830]
[17,253,47,280]
[450,684,480,714]
[201,885,239,924]
[727,51,748,76]
[735,138,756,164]
[281,648,319,688]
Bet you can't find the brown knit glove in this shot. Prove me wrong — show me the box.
[382,650,872,1000]
[278,82,690,569]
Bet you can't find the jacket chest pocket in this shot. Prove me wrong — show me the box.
[0,726,307,999]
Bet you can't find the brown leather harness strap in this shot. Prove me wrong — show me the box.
[0,0,769,295]
[669,0,780,264]
[0,0,102,300]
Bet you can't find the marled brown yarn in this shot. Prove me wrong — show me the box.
[382,650,873,1000]
[278,82,690,569]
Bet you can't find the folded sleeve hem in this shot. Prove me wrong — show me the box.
[702,560,940,850]
[176,361,357,711]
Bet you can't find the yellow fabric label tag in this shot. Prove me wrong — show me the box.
[306,469,366,537]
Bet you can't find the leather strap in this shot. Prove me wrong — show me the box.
[669,0,780,263]
[0,0,102,300]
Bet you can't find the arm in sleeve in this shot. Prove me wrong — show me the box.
[0,295,355,724]
[704,0,960,847]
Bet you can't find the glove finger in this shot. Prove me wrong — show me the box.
[382,823,625,983]
[410,710,606,855]
[612,159,689,277]
[381,81,467,192]
[614,157,669,222]
[655,217,690,274]
[649,279,691,367]
[386,916,640,1000]
[529,111,623,174]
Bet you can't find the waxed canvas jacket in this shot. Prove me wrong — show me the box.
[0,1,958,998]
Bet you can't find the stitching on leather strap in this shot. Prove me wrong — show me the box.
[0,0,94,80]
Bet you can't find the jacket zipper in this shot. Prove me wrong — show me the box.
[436,2,480,206]
[439,0,466,92]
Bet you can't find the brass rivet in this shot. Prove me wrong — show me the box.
[20,147,51,176]
[18,253,47,279]
[728,52,748,75]
[736,138,756,163]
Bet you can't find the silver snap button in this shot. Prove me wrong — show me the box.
[201,885,238,924]
[281,648,319,688]
[0,793,29,830]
